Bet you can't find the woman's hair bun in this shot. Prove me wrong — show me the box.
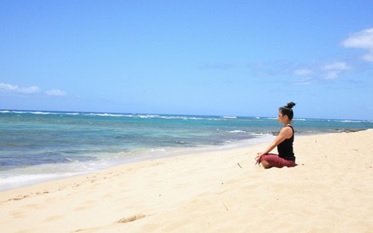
[286,102,296,109]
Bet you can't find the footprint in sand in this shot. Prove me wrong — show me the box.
[72,214,147,233]
[45,215,63,221]
[117,214,146,223]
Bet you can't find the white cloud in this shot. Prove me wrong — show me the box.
[342,28,373,62]
[0,83,40,94]
[323,71,339,80]
[292,61,352,82]
[342,28,373,49]
[362,53,373,62]
[45,89,66,96]
[290,29,373,84]
[322,62,352,80]
[322,62,351,71]
[0,82,67,97]
[295,77,315,85]
[293,69,313,76]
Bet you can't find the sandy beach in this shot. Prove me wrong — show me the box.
[1,130,372,233]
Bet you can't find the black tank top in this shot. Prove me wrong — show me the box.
[277,125,295,161]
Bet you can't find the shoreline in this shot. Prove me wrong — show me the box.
[1,130,372,233]
[0,134,275,192]
[2,109,372,193]
[1,129,367,192]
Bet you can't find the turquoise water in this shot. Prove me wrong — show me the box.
[1,110,372,191]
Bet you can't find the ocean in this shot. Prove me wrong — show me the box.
[1,110,372,191]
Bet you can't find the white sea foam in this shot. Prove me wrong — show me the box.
[138,114,160,118]
[66,112,80,116]
[338,120,364,123]
[0,160,113,191]
[160,116,204,120]
[0,172,82,191]
[222,116,237,119]
[229,130,247,133]
[86,113,127,117]
[30,111,56,115]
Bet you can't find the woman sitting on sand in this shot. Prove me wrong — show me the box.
[255,102,296,169]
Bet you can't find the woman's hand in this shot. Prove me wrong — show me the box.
[255,153,264,165]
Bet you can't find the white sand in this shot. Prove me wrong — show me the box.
[1,130,372,233]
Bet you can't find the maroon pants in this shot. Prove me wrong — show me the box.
[260,154,296,168]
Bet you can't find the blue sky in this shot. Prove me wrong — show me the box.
[1,1,373,120]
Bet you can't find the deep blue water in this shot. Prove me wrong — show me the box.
[1,110,372,191]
